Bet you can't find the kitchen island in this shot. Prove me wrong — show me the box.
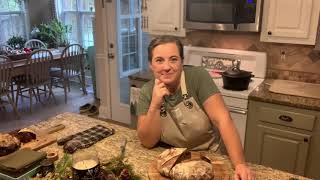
[32,112,310,179]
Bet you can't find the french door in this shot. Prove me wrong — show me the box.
[95,0,142,124]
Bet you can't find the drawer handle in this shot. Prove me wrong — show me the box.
[279,115,293,122]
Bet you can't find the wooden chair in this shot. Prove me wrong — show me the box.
[50,44,87,103]
[0,44,13,52]
[15,49,56,112]
[0,55,20,118]
[24,39,47,50]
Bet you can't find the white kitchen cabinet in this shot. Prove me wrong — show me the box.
[260,0,320,45]
[141,0,186,37]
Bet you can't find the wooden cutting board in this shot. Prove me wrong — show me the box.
[148,156,231,180]
[21,124,65,150]
[269,80,320,99]
[0,124,65,160]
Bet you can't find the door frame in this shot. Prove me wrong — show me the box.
[95,0,135,124]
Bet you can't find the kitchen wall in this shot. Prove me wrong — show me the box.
[182,30,320,83]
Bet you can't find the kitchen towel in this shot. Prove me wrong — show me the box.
[0,149,46,172]
[57,125,115,154]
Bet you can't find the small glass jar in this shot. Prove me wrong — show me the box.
[72,148,100,180]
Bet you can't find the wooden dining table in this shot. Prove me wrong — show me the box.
[9,49,87,95]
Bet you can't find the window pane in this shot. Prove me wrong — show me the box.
[129,35,137,53]
[62,0,77,11]
[120,18,130,35]
[57,0,95,48]
[129,53,139,69]
[0,14,25,44]
[64,12,78,44]
[0,0,20,12]
[81,14,94,48]
[121,36,129,54]
[133,0,140,14]
[120,0,129,15]
[122,55,129,72]
[79,0,95,11]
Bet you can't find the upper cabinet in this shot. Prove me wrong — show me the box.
[141,0,186,37]
[260,0,320,45]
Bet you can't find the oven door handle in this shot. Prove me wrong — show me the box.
[228,107,247,115]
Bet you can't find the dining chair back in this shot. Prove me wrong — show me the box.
[24,39,47,49]
[0,55,20,118]
[15,49,56,112]
[51,44,87,103]
[0,55,11,95]
[27,49,53,86]
[0,44,13,52]
[60,44,84,77]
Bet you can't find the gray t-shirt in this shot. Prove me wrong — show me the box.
[137,66,220,115]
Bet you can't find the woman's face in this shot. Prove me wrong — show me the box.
[149,42,183,87]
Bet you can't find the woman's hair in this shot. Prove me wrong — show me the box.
[148,35,184,62]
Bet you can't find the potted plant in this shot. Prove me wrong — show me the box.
[7,35,26,49]
[32,19,71,49]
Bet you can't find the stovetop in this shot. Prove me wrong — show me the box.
[212,77,264,99]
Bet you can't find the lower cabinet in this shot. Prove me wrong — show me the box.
[245,100,320,179]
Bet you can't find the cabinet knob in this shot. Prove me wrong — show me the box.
[304,138,309,143]
[174,27,178,31]
[268,31,272,35]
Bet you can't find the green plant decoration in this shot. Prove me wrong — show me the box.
[6,35,26,49]
[33,19,71,48]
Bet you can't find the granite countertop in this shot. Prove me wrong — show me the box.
[29,112,310,179]
[249,79,320,111]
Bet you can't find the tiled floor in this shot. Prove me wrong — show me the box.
[0,84,95,133]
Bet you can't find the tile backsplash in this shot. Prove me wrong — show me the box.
[183,30,320,83]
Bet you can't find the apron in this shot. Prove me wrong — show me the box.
[160,71,221,151]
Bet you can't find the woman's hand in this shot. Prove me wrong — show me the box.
[150,79,170,109]
[234,163,254,180]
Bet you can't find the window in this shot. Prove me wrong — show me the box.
[55,0,95,48]
[118,0,142,76]
[0,0,28,45]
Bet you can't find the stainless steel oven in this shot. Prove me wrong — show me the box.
[184,0,263,32]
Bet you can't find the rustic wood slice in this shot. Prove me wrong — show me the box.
[148,154,231,180]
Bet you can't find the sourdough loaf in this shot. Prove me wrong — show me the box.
[0,133,21,156]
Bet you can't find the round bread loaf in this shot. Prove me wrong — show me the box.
[17,128,36,143]
[169,160,213,180]
[0,133,21,156]
[157,148,187,177]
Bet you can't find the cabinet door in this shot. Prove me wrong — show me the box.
[146,0,185,36]
[260,0,320,45]
[256,124,310,176]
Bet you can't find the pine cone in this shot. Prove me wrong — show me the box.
[119,168,130,180]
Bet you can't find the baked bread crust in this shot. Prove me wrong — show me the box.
[157,148,187,177]
[0,133,21,156]
[170,160,213,180]
[156,148,213,180]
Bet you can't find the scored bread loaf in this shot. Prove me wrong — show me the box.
[156,148,214,180]
[170,160,213,180]
[0,133,21,156]
[157,148,187,177]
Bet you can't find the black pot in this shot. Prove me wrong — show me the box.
[221,66,253,91]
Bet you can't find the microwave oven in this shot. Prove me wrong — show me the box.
[184,0,263,32]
